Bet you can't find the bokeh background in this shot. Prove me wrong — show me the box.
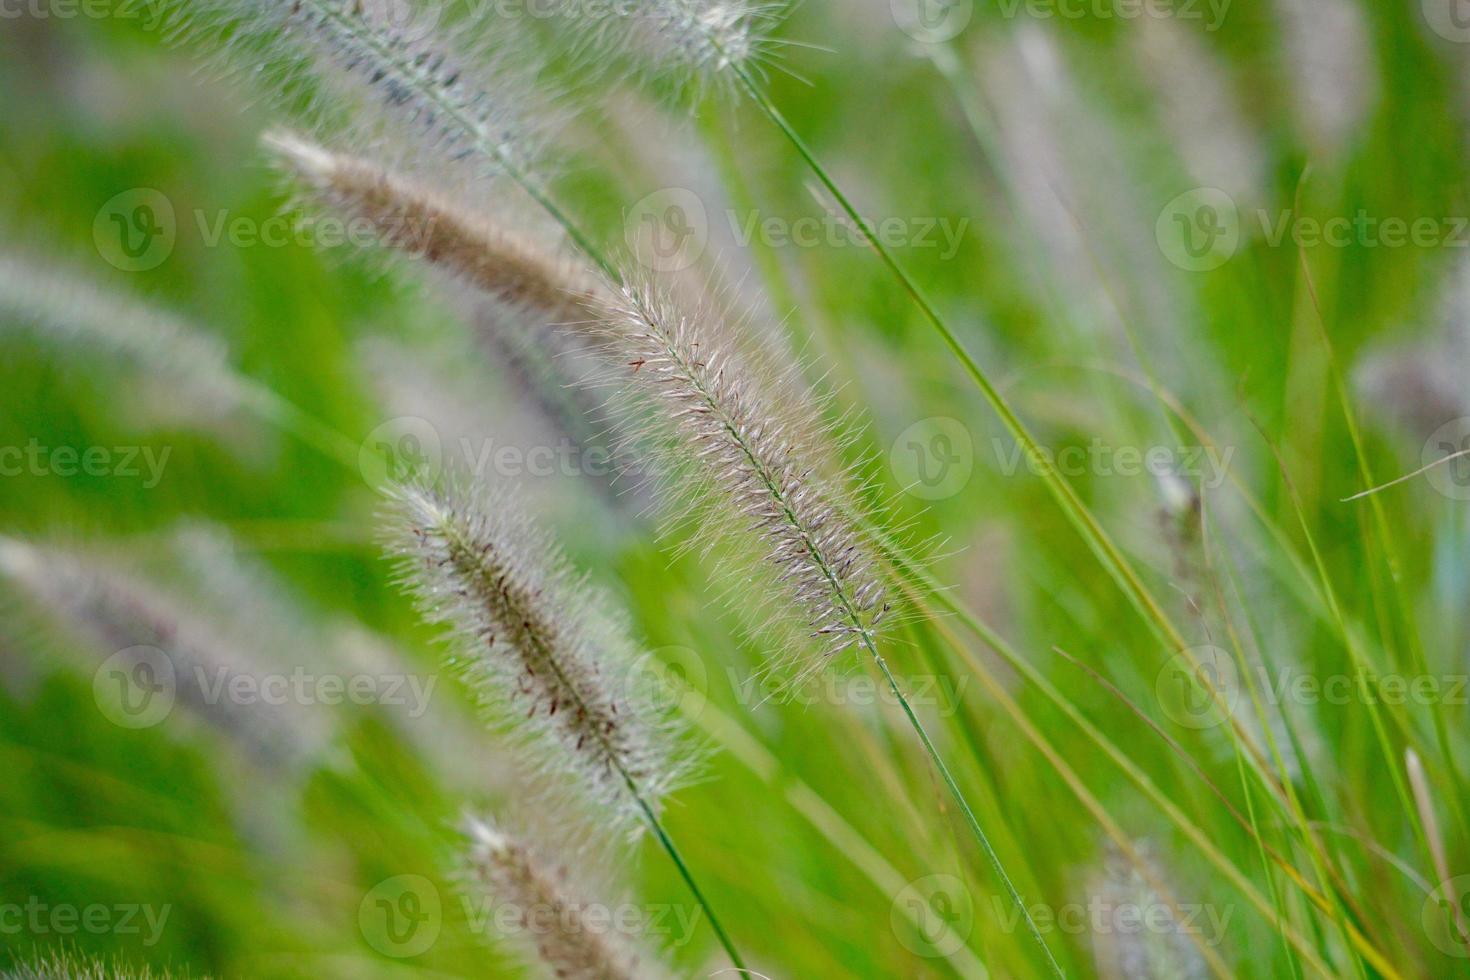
[3,0,1470,976]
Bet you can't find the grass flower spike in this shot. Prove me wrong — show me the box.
[385,478,748,971]
[591,278,886,666]
[563,0,784,93]
[265,132,600,323]
[463,817,668,980]
[384,479,684,824]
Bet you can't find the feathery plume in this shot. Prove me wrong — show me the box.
[1090,845,1212,980]
[268,134,649,517]
[171,0,552,190]
[0,253,240,412]
[589,278,887,668]
[383,479,688,828]
[264,131,599,321]
[462,817,669,980]
[1274,0,1376,159]
[1,950,201,980]
[556,0,783,94]
[0,536,324,769]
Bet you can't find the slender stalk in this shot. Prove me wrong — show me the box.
[628,787,749,975]
[721,61,1184,658]
[302,0,620,281]
[429,509,752,973]
[863,633,1066,978]
[601,283,1065,975]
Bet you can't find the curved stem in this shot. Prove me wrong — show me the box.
[628,787,750,975]
[863,633,1066,978]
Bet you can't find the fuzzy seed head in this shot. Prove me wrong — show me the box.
[384,480,687,828]
[590,280,887,667]
[557,0,783,96]
[173,0,550,186]
[0,253,239,412]
[463,817,661,980]
[0,537,321,768]
[265,132,598,321]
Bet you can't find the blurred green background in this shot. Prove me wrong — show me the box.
[3,0,1470,976]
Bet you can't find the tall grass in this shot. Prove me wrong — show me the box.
[2,0,1468,977]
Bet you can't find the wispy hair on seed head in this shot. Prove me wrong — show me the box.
[461,815,670,980]
[554,0,789,98]
[0,535,325,770]
[264,131,596,320]
[0,253,240,416]
[167,0,558,194]
[383,476,691,833]
[586,275,893,684]
[1,949,202,980]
